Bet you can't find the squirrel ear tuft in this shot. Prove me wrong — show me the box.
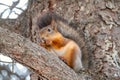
[51,19,57,31]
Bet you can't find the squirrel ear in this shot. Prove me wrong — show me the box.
[51,19,57,31]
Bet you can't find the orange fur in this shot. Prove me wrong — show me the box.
[63,46,75,68]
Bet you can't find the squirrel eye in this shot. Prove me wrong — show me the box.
[47,28,51,32]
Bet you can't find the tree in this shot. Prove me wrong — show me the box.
[0,0,120,80]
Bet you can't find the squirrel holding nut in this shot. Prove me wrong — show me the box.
[39,19,83,72]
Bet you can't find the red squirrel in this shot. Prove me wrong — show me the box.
[39,19,83,72]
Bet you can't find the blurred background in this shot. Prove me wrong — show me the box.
[0,0,30,80]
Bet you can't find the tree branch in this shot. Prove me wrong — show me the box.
[0,3,24,11]
[0,27,80,80]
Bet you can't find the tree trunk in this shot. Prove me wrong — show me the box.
[0,0,120,80]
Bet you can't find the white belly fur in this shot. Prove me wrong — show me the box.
[52,41,83,72]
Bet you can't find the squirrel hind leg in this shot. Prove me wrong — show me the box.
[73,50,83,72]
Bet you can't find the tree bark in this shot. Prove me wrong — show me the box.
[0,27,80,80]
[1,0,120,80]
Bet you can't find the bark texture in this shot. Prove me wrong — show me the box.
[0,0,120,80]
[0,27,80,80]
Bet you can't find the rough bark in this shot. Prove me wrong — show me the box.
[1,0,120,80]
[0,27,80,80]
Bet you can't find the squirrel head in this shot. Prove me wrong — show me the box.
[39,19,63,45]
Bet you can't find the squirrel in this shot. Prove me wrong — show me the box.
[36,11,89,69]
[39,19,83,72]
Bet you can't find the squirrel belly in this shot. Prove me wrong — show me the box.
[52,40,83,72]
